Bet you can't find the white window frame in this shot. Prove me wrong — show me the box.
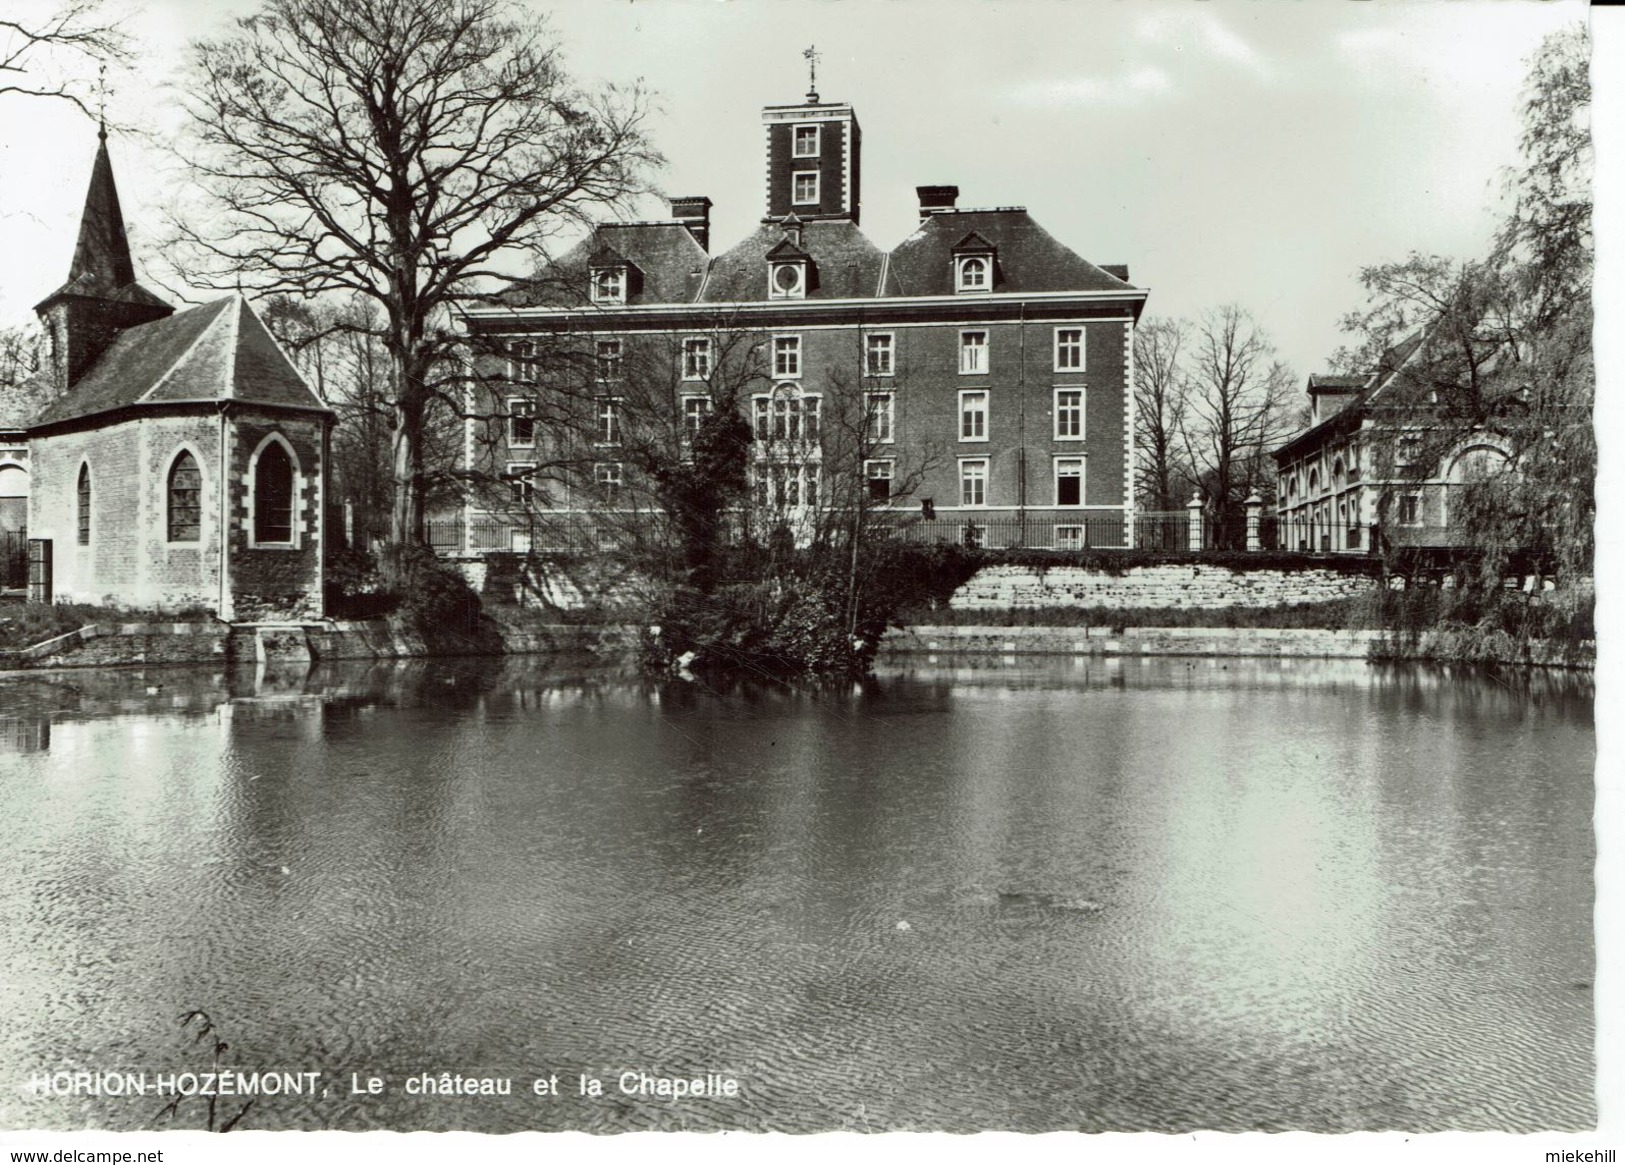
[681,337,711,380]
[864,459,895,503]
[959,389,988,442]
[792,123,821,158]
[958,457,989,508]
[1397,491,1423,527]
[507,461,536,506]
[955,255,991,293]
[595,338,622,382]
[792,170,820,206]
[509,339,536,384]
[773,334,802,379]
[753,387,821,444]
[1054,525,1085,551]
[866,392,895,444]
[959,330,989,375]
[1054,327,1085,372]
[245,433,302,551]
[1054,387,1085,441]
[769,261,807,300]
[1054,455,1086,507]
[595,396,623,446]
[594,461,624,489]
[591,267,626,305]
[507,398,536,448]
[681,395,712,441]
[864,332,895,377]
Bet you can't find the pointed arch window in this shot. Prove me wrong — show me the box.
[168,452,202,543]
[77,464,91,545]
[253,441,296,545]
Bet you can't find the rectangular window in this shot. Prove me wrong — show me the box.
[865,333,894,377]
[960,330,988,375]
[1055,389,1084,440]
[1398,492,1422,526]
[866,393,894,443]
[507,462,535,505]
[682,337,711,380]
[1055,525,1084,550]
[594,462,623,489]
[508,398,535,447]
[765,393,820,441]
[682,395,712,441]
[865,459,895,503]
[1055,327,1084,372]
[959,390,988,442]
[509,339,535,383]
[591,268,625,304]
[792,171,819,205]
[595,397,622,445]
[596,339,622,381]
[1055,456,1085,506]
[773,335,801,379]
[959,459,988,508]
[793,124,820,158]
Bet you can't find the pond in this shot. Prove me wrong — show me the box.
[0,654,1594,1133]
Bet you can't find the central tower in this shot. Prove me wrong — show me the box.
[761,96,861,224]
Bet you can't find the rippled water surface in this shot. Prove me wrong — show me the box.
[0,655,1594,1132]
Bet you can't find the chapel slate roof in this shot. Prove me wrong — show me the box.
[700,219,891,302]
[31,295,330,429]
[886,209,1136,297]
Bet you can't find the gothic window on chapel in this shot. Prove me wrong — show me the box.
[168,452,202,543]
[253,441,295,545]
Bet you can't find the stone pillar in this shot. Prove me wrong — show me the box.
[1186,492,1204,552]
[1244,493,1263,552]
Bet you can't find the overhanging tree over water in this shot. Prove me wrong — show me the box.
[167,0,658,552]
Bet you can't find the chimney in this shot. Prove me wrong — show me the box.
[670,196,712,251]
[916,185,959,219]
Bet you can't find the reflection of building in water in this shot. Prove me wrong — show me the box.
[0,716,50,754]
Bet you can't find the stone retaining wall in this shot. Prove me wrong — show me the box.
[884,624,1386,660]
[950,564,1378,611]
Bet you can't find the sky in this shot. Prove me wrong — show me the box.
[0,0,1588,382]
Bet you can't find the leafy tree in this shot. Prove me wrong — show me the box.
[167,0,658,555]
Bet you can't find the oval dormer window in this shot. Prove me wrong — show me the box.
[771,263,805,299]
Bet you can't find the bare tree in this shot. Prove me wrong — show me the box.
[1132,316,1190,514]
[1179,305,1295,548]
[1,0,130,118]
[167,0,659,554]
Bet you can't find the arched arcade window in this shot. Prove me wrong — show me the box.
[253,441,295,545]
[167,452,202,543]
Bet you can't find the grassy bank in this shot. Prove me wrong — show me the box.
[0,601,216,652]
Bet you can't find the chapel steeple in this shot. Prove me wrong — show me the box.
[34,130,173,392]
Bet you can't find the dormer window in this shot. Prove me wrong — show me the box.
[771,262,807,299]
[956,256,989,292]
[793,125,820,158]
[591,266,626,304]
[952,232,997,294]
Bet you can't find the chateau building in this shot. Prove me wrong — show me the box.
[454,86,1147,552]
[3,130,333,617]
[1273,333,1515,555]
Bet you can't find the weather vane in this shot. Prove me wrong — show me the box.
[96,62,107,140]
[803,45,820,103]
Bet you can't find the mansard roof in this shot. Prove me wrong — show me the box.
[701,219,891,302]
[30,296,330,430]
[1274,333,1431,462]
[516,222,710,308]
[887,208,1135,297]
[34,133,171,315]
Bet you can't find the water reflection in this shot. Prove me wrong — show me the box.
[0,654,1593,1133]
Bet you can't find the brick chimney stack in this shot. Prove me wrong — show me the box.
[670,196,712,251]
[916,185,959,219]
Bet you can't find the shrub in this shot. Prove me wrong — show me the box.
[378,543,503,654]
